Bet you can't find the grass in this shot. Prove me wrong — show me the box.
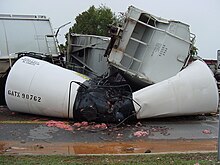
[0,152,220,165]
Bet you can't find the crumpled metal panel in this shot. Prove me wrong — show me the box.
[108,6,193,85]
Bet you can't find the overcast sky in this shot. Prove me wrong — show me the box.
[0,0,219,59]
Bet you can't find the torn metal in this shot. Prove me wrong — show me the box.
[106,6,195,86]
[1,6,219,123]
[5,56,135,122]
[5,56,219,123]
[66,6,196,90]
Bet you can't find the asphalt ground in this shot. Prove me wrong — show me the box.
[0,106,219,155]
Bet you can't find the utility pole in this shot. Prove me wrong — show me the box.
[217,50,220,161]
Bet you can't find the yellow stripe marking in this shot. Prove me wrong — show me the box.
[0,121,47,124]
[0,120,71,124]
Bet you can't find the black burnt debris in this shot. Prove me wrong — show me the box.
[73,74,137,123]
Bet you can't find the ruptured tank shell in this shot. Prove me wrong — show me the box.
[5,57,219,122]
[133,60,219,119]
[5,56,87,118]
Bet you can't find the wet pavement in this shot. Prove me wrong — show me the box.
[0,106,219,155]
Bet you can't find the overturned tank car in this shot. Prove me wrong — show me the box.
[106,6,195,89]
[5,56,219,123]
[3,6,219,123]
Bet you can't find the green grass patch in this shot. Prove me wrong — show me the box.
[0,152,220,165]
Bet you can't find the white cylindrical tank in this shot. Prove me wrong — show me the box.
[5,56,87,118]
[133,60,219,119]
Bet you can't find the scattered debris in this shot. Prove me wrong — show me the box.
[117,133,123,138]
[150,126,171,136]
[72,122,108,130]
[133,130,149,137]
[73,122,81,127]
[135,122,142,127]
[145,149,151,153]
[45,120,73,131]
[81,121,89,127]
[4,56,218,123]
[202,129,212,134]
[92,123,108,129]
[2,6,219,124]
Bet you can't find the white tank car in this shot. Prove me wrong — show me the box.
[133,60,219,119]
[5,56,87,118]
[5,57,219,122]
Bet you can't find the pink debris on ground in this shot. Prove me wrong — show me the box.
[93,123,108,129]
[45,120,73,131]
[73,121,89,127]
[81,121,89,127]
[73,122,82,127]
[133,130,149,137]
[72,122,107,129]
[202,129,212,134]
[151,127,158,132]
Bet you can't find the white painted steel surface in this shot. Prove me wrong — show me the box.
[5,57,87,118]
[108,6,193,84]
[133,60,219,119]
[68,34,110,76]
[0,14,59,57]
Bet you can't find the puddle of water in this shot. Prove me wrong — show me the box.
[0,139,217,155]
